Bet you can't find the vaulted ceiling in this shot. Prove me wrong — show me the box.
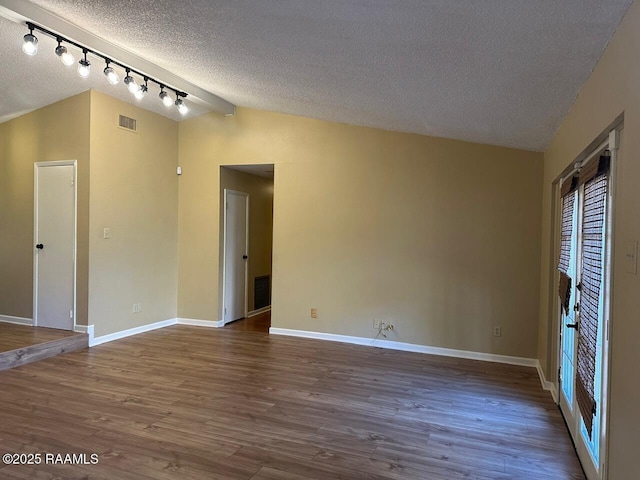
[0,0,634,151]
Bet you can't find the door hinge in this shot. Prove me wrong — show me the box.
[558,367,561,385]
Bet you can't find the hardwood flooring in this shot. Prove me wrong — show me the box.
[0,323,88,371]
[225,311,271,333]
[0,323,82,354]
[0,326,584,479]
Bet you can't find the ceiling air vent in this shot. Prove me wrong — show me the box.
[118,115,137,132]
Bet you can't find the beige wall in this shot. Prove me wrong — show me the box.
[0,92,90,324]
[88,91,179,337]
[539,2,640,477]
[178,107,543,358]
[220,167,273,313]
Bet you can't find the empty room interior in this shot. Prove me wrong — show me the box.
[0,1,639,479]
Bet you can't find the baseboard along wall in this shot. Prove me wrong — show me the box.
[269,327,538,366]
[536,361,559,403]
[178,318,225,328]
[85,317,224,347]
[0,315,33,326]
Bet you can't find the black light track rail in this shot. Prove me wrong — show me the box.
[26,21,188,99]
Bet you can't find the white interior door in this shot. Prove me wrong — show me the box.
[223,189,248,324]
[34,161,76,330]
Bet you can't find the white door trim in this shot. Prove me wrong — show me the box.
[221,188,249,324]
[33,160,78,330]
[597,128,619,480]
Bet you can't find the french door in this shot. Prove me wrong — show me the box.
[557,129,617,480]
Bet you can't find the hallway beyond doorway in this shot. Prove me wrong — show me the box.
[225,310,271,333]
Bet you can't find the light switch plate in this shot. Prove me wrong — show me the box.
[103,227,110,239]
[625,240,638,275]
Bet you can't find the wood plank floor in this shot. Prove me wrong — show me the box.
[0,326,584,479]
[225,311,271,333]
[0,323,88,371]
[0,323,82,354]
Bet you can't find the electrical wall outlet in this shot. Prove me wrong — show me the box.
[138,303,143,312]
[493,326,502,337]
[133,303,143,314]
[310,308,317,319]
[373,320,395,332]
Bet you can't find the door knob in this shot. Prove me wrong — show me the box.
[566,322,579,330]
[36,244,44,249]
[242,255,248,260]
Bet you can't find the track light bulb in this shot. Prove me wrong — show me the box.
[77,59,90,77]
[77,50,90,78]
[55,44,74,66]
[134,83,147,100]
[103,65,119,85]
[77,59,90,78]
[159,90,173,107]
[124,72,137,94]
[175,97,188,115]
[22,32,38,56]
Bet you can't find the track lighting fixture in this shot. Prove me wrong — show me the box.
[159,86,173,107]
[55,39,74,66]
[77,49,90,78]
[20,21,190,115]
[103,60,119,85]
[134,77,148,100]
[124,69,137,94]
[175,96,188,115]
[22,25,38,56]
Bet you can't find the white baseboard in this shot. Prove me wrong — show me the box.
[85,317,224,347]
[0,315,33,326]
[247,306,271,317]
[91,318,177,347]
[74,324,94,345]
[178,318,224,328]
[536,361,559,403]
[269,328,538,367]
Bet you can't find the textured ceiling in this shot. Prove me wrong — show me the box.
[1,0,634,151]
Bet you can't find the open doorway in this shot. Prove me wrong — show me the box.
[220,164,274,333]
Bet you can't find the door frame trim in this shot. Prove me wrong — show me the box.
[33,160,77,330]
[598,128,619,480]
[221,188,249,325]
